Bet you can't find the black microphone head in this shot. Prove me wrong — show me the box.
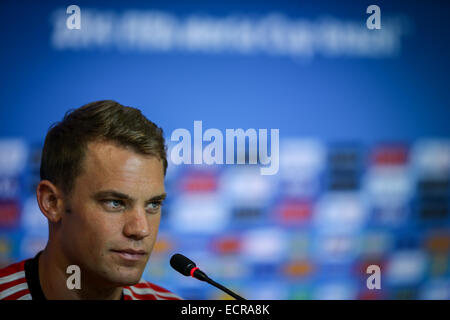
[170,253,197,276]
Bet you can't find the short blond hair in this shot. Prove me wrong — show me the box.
[40,100,167,194]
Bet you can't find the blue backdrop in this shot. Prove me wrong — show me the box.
[0,0,449,300]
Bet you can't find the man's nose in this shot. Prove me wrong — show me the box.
[123,207,150,240]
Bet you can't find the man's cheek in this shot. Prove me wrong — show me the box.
[80,217,109,252]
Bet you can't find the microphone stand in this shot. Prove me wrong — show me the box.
[192,268,246,300]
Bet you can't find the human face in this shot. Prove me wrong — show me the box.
[58,140,165,287]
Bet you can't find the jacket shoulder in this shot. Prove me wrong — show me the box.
[0,259,26,276]
[0,259,31,300]
[123,280,182,300]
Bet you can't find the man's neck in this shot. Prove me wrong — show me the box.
[38,245,123,300]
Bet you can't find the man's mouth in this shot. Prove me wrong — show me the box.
[111,249,147,261]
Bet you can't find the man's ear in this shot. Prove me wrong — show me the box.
[36,180,65,223]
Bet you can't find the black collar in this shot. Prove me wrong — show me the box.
[24,250,125,300]
[24,251,47,300]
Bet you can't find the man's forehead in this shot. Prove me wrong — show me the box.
[85,140,159,167]
[80,140,164,185]
[86,140,133,160]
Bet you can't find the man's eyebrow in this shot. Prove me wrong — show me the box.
[146,193,167,203]
[93,190,166,203]
[93,190,132,200]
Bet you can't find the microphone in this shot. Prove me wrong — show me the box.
[170,253,246,300]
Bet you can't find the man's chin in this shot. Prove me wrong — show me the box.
[107,266,145,286]
[106,273,142,287]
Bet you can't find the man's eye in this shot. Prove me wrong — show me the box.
[103,200,125,210]
[146,201,162,212]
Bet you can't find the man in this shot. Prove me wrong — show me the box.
[0,100,181,300]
